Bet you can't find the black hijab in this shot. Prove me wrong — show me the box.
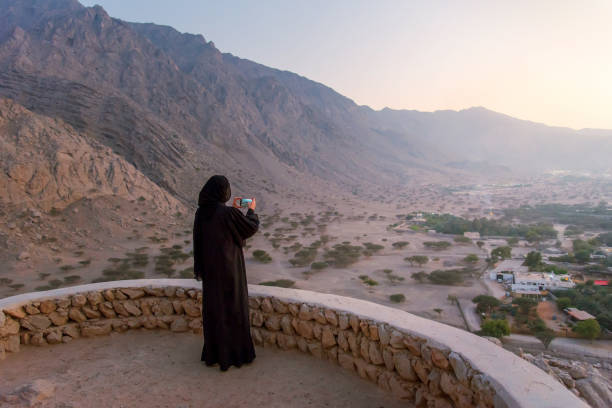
[198,175,231,219]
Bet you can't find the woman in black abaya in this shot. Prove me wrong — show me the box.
[192,175,259,371]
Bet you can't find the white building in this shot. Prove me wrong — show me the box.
[511,272,574,296]
[488,259,575,297]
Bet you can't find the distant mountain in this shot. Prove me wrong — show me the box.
[367,107,612,174]
[0,0,609,216]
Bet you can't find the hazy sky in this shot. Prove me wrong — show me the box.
[82,0,612,130]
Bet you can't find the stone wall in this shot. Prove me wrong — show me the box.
[0,280,588,408]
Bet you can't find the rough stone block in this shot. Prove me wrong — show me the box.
[4,307,26,319]
[321,326,336,348]
[25,304,40,315]
[0,317,20,336]
[324,309,338,326]
[264,314,281,331]
[81,321,112,337]
[280,314,294,335]
[86,291,103,306]
[298,304,312,320]
[338,352,355,372]
[21,314,52,330]
[296,320,314,339]
[71,294,87,307]
[47,310,69,326]
[271,298,288,314]
[261,297,274,313]
[121,288,145,299]
[39,300,57,314]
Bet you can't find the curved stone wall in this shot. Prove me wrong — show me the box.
[0,279,587,408]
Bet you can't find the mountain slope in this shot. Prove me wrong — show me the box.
[0,0,609,217]
[0,98,183,213]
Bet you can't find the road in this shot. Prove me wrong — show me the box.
[503,334,612,361]
[457,298,481,332]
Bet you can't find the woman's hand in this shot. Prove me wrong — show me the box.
[232,197,241,208]
[248,197,256,210]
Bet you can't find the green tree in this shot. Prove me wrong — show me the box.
[491,246,512,261]
[534,328,556,349]
[472,295,501,314]
[433,308,443,317]
[506,237,519,246]
[476,241,485,249]
[573,319,601,341]
[574,249,591,264]
[513,297,538,315]
[556,297,572,310]
[523,251,542,269]
[480,319,510,338]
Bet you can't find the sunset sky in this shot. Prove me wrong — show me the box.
[83,0,612,130]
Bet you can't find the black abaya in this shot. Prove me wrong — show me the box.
[193,176,259,371]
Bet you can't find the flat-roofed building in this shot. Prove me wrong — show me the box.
[564,308,595,321]
[488,259,527,283]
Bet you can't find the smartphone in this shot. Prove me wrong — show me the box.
[239,198,252,207]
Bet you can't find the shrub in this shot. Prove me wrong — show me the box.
[573,319,601,340]
[259,279,295,288]
[358,275,378,286]
[423,241,451,250]
[289,247,317,267]
[311,261,329,270]
[8,283,24,290]
[253,249,273,263]
[506,237,519,246]
[412,271,428,283]
[324,243,362,267]
[64,275,82,284]
[179,267,195,279]
[363,242,384,253]
[463,254,479,263]
[427,269,465,285]
[0,278,14,285]
[405,255,429,266]
[453,236,472,244]
[480,319,510,338]
[389,294,406,303]
[392,241,409,249]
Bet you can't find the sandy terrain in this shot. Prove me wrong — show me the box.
[0,330,408,408]
[2,176,610,332]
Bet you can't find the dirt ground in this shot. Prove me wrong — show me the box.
[0,330,409,408]
[536,301,566,332]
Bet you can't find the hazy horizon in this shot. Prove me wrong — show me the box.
[80,0,612,131]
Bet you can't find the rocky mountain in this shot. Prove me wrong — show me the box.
[0,98,183,214]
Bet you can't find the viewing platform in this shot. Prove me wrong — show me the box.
[0,280,588,407]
